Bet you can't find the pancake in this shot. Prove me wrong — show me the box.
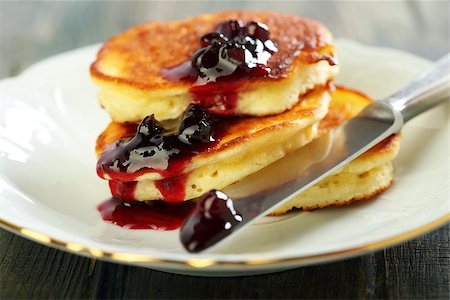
[96,86,331,201]
[222,87,401,214]
[90,11,338,122]
[96,87,400,206]
[270,162,396,215]
[226,133,400,215]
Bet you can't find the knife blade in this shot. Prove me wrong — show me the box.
[180,54,450,253]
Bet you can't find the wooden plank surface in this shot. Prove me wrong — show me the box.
[1,1,449,299]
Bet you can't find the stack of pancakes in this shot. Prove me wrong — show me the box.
[92,11,400,215]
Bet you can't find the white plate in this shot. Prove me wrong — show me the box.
[0,39,448,277]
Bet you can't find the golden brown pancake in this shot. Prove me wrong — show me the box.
[96,86,331,201]
[95,87,400,206]
[221,87,401,215]
[90,11,338,122]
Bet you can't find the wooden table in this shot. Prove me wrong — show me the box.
[1,2,449,299]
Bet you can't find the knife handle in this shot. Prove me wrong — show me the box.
[384,53,450,123]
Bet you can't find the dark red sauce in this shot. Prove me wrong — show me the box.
[97,197,196,230]
[189,80,242,115]
[180,190,243,252]
[154,174,189,203]
[97,105,219,202]
[162,20,278,115]
[109,180,137,202]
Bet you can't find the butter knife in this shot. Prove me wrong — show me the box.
[180,54,450,253]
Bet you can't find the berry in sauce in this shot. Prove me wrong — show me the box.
[180,190,243,252]
[191,20,278,83]
[97,114,167,180]
[178,104,216,145]
[97,105,218,202]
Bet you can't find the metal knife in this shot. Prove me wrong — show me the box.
[180,54,450,253]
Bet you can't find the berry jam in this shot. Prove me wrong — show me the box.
[180,190,243,252]
[109,180,137,202]
[97,197,196,230]
[162,20,278,115]
[191,20,278,83]
[97,105,218,202]
[154,174,189,203]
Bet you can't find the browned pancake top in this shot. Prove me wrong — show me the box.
[90,11,333,90]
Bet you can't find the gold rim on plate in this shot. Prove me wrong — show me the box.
[1,214,448,269]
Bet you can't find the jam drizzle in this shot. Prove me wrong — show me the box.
[97,105,218,202]
[97,197,196,230]
[154,174,189,203]
[162,20,279,115]
[109,180,137,202]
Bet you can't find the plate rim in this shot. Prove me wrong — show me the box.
[1,38,449,271]
[1,214,448,270]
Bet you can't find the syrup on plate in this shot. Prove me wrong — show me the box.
[97,197,196,230]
